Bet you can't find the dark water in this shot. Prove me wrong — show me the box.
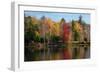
[24,43,90,61]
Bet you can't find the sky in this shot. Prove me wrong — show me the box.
[24,11,90,24]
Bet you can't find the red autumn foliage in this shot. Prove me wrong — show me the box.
[63,23,70,42]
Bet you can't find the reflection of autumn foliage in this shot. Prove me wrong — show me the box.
[63,49,72,59]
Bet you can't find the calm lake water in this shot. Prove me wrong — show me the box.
[24,43,90,61]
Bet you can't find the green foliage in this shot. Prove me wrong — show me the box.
[51,35,61,43]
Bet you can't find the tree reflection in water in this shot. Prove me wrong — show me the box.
[72,44,90,59]
[25,43,90,61]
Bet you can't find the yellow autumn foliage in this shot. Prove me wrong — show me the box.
[46,18,54,29]
[51,23,60,36]
[74,22,83,32]
[44,18,60,36]
[35,31,40,36]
